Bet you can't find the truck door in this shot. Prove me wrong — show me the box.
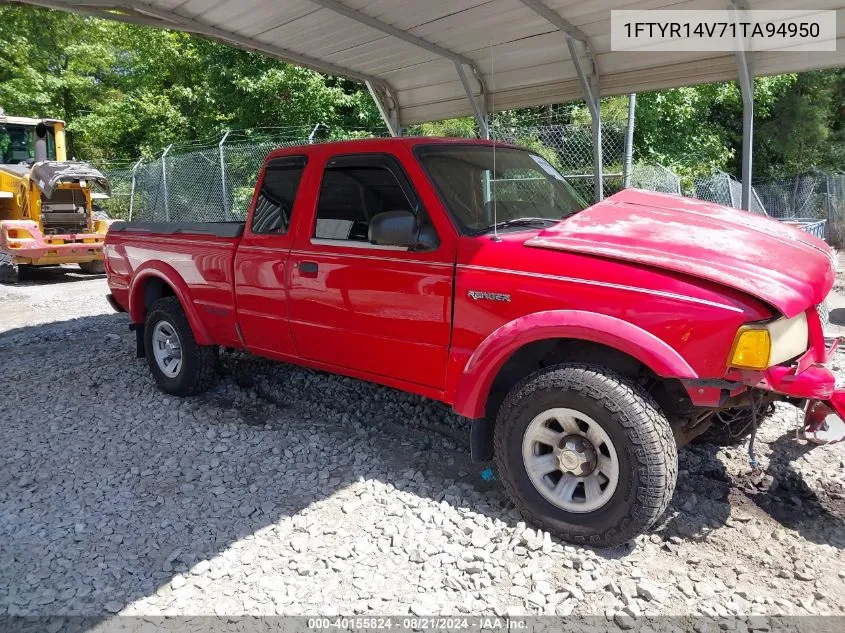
[234,155,310,358]
[287,152,454,390]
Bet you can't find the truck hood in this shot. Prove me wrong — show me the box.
[525,189,834,318]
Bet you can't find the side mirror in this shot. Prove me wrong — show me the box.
[368,210,419,247]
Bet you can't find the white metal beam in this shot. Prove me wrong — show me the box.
[531,2,604,202]
[455,62,489,138]
[309,0,487,137]
[731,1,755,211]
[517,0,591,44]
[367,81,400,137]
[309,0,478,69]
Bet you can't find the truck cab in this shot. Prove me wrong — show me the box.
[104,137,841,547]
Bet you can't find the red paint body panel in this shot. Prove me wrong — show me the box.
[104,137,838,420]
[527,189,835,319]
[451,310,698,419]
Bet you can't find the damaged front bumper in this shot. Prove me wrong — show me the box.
[687,306,845,438]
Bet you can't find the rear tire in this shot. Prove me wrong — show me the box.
[144,296,219,396]
[0,251,19,284]
[493,364,677,547]
[78,260,106,274]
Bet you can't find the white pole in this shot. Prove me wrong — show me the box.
[128,158,142,221]
[622,93,636,188]
[161,144,173,222]
[218,131,231,221]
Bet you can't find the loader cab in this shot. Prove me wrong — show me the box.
[0,116,66,165]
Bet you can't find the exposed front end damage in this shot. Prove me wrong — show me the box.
[682,302,844,453]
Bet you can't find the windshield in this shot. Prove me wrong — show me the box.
[0,124,56,165]
[415,144,587,234]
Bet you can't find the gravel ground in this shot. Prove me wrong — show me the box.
[1,265,845,628]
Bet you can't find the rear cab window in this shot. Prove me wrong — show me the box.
[250,155,307,234]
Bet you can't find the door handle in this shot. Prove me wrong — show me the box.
[299,261,318,277]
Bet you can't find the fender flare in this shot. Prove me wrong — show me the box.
[451,310,698,419]
[128,262,213,345]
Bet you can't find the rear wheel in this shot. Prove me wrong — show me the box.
[494,364,677,547]
[144,297,219,396]
[78,260,106,274]
[0,251,19,284]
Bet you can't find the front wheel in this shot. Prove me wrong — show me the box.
[494,364,677,547]
[144,297,219,396]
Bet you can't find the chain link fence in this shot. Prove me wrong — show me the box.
[687,171,768,215]
[99,122,632,221]
[491,122,627,201]
[95,123,843,244]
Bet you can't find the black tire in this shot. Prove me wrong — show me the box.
[694,404,776,446]
[78,260,106,274]
[0,251,19,284]
[493,364,677,547]
[144,296,219,396]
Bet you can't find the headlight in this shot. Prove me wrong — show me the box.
[728,312,808,370]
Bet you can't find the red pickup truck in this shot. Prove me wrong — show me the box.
[105,137,840,547]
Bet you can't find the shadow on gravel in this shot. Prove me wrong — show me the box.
[660,433,845,550]
[2,313,843,629]
[14,265,104,286]
[828,307,845,326]
[741,432,845,549]
[656,444,733,543]
[0,314,506,627]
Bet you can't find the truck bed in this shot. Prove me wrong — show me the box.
[109,221,245,238]
[105,221,244,348]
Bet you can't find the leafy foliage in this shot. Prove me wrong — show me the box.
[0,6,378,161]
[0,4,841,182]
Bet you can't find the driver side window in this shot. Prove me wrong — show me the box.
[314,158,417,242]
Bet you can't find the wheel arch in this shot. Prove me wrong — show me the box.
[452,310,698,421]
[128,263,213,345]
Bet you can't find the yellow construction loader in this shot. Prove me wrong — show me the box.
[0,106,111,283]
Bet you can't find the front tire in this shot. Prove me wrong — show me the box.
[494,364,677,547]
[144,297,219,396]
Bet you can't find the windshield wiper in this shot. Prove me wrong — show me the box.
[470,217,557,236]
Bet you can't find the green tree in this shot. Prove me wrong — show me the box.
[0,5,379,162]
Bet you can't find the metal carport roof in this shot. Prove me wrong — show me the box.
[9,0,844,126]
[7,0,845,205]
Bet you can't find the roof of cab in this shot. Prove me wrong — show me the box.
[264,136,519,161]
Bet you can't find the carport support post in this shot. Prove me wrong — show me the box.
[733,2,754,211]
[567,39,603,202]
[128,158,142,221]
[219,130,231,221]
[455,62,489,139]
[622,94,636,188]
[161,144,173,222]
[366,81,401,137]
